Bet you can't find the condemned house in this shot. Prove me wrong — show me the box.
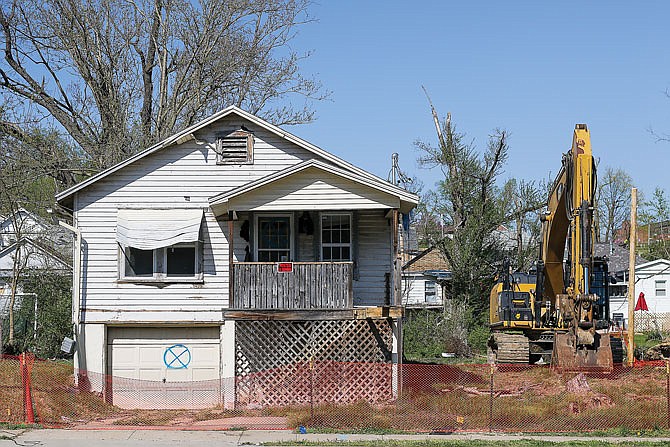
[55,106,418,409]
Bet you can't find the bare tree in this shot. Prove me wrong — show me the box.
[500,178,545,270]
[0,126,72,347]
[0,0,327,172]
[637,187,670,260]
[0,155,34,346]
[595,166,633,243]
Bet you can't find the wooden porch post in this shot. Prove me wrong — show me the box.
[392,209,401,306]
[228,211,236,307]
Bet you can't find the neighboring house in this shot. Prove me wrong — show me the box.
[615,220,670,246]
[1,208,48,248]
[55,106,418,410]
[401,247,450,308]
[0,208,70,250]
[0,210,72,318]
[629,259,670,332]
[0,237,71,317]
[594,242,647,323]
[633,259,670,312]
[0,237,71,276]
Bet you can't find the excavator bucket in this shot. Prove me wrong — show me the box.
[552,332,613,373]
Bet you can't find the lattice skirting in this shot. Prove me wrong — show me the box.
[635,312,670,332]
[235,319,396,407]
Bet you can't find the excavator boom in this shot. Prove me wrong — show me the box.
[547,125,613,370]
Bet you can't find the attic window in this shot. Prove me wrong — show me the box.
[216,129,254,164]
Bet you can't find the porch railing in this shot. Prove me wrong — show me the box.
[232,262,354,309]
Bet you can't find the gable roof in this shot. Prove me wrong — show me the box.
[0,208,48,232]
[209,159,417,215]
[636,258,670,272]
[0,237,71,272]
[402,246,450,272]
[56,106,416,207]
[594,242,648,273]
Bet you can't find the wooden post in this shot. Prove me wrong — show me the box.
[228,213,235,308]
[392,210,399,306]
[627,188,637,367]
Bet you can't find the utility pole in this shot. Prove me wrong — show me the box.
[627,188,637,367]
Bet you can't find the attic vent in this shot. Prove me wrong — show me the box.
[216,129,254,164]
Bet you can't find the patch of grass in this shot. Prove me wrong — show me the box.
[587,426,670,438]
[295,426,409,435]
[0,422,41,430]
[112,410,186,426]
[262,440,670,447]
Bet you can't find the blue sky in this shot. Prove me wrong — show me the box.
[286,1,670,200]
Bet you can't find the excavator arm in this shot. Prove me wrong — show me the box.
[538,124,612,370]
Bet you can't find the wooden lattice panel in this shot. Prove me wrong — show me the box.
[235,319,394,407]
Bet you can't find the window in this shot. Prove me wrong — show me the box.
[117,208,203,282]
[120,243,201,281]
[656,280,666,297]
[321,213,351,261]
[256,215,292,262]
[425,280,437,303]
[166,243,197,277]
[124,247,154,277]
[216,129,253,164]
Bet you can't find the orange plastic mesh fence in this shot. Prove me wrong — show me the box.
[2,355,669,432]
[0,355,23,424]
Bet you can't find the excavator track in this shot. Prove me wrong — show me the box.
[610,336,625,364]
[489,333,529,363]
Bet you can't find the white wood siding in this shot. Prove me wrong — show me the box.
[353,210,391,306]
[402,273,427,306]
[75,117,317,323]
[401,273,444,306]
[228,167,399,211]
[74,116,396,323]
[635,261,670,314]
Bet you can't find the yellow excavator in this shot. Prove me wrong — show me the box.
[488,124,623,369]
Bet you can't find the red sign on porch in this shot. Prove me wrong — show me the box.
[277,262,293,273]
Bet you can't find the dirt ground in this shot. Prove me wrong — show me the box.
[2,358,669,432]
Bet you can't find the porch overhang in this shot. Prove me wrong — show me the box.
[208,159,418,217]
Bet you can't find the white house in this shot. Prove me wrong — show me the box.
[0,210,71,318]
[401,247,449,307]
[55,106,418,410]
[1,208,49,248]
[632,259,670,332]
[606,258,670,331]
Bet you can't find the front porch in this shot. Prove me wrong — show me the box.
[232,261,353,309]
[208,159,416,314]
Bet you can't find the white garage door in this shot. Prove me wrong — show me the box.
[107,326,221,409]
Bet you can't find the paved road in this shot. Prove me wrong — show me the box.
[3,429,670,446]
